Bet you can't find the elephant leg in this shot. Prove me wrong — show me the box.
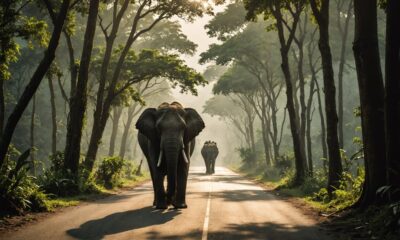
[154,168,167,209]
[212,158,215,174]
[148,165,157,206]
[174,156,189,208]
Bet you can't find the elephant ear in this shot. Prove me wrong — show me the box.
[136,108,158,142]
[184,108,205,142]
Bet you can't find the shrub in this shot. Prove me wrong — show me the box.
[237,147,256,169]
[311,167,364,211]
[39,152,79,196]
[275,153,294,175]
[300,171,327,195]
[39,152,100,196]
[96,156,125,189]
[0,147,48,214]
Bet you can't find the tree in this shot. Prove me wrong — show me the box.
[335,0,354,149]
[245,0,307,185]
[385,0,400,191]
[105,18,197,158]
[46,65,60,155]
[353,0,386,207]
[84,48,206,171]
[82,0,209,171]
[309,0,343,196]
[0,0,71,166]
[108,107,122,156]
[0,1,48,137]
[213,65,263,163]
[63,0,100,174]
[203,95,254,150]
[201,18,287,162]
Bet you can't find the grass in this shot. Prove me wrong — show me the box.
[44,173,150,212]
[233,166,342,212]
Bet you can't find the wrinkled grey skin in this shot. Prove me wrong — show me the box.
[201,143,219,175]
[136,106,204,209]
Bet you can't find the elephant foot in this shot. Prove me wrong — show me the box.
[173,202,187,209]
[166,196,174,206]
[155,202,168,209]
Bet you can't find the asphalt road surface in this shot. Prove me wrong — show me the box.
[1,167,332,240]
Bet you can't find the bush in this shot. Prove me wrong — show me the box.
[299,170,327,195]
[0,147,48,214]
[96,156,125,189]
[311,167,364,211]
[237,147,256,169]
[39,152,79,196]
[39,152,100,196]
[275,153,294,175]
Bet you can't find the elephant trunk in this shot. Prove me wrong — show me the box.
[162,138,181,202]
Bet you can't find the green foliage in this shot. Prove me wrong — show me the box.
[205,2,247,41]
[138,20,198,55]
[0,147,48,213]
[275,153,294,174]
[95,156,125,189]
[213,64,260,95]
[237,147,256,169]
[311,167,365,211]
[0,1,49,81]
[40,152,76,196]
[39,152,100,197]
[91,48,206,102]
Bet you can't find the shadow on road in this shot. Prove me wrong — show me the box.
[66,206,181,239]
[146,222,330,240]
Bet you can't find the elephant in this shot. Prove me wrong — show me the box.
[136,102,205,209]
[201,141,219,175]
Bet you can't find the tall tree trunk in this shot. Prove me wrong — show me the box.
[385,0,400,190]
[272,5,306,185]
[63,32,77,98]
[337,0,353,149]
[0,0,70,165]
[108,107,122,156]
[294,29,308,170]
[353,0,386,207]
[30,94,36,175]
[246,108,256,155]
[310,0,343,196]
[306,74,316,176]
[119,105,140,159]
[315,78,328,172]
[0,78,4,136]
[83,0,133,170]
[306,30,318,176]
[85,2,168,170]
[63,0,100,174]
[48,76,57,155]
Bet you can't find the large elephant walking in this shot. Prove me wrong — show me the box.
[136,102,205,209]
[201,141,219,175]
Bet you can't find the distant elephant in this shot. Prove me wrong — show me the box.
[201,141,219,175]
[136,102,205,209]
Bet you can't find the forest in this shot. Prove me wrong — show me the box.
[0,0,399,239]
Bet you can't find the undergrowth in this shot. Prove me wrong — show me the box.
[1,148,148,216]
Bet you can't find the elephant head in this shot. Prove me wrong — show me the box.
[136,102,204,205]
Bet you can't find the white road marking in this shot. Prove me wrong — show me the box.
[201,176,212,240]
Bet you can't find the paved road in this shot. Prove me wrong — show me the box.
[1,167,331,240]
